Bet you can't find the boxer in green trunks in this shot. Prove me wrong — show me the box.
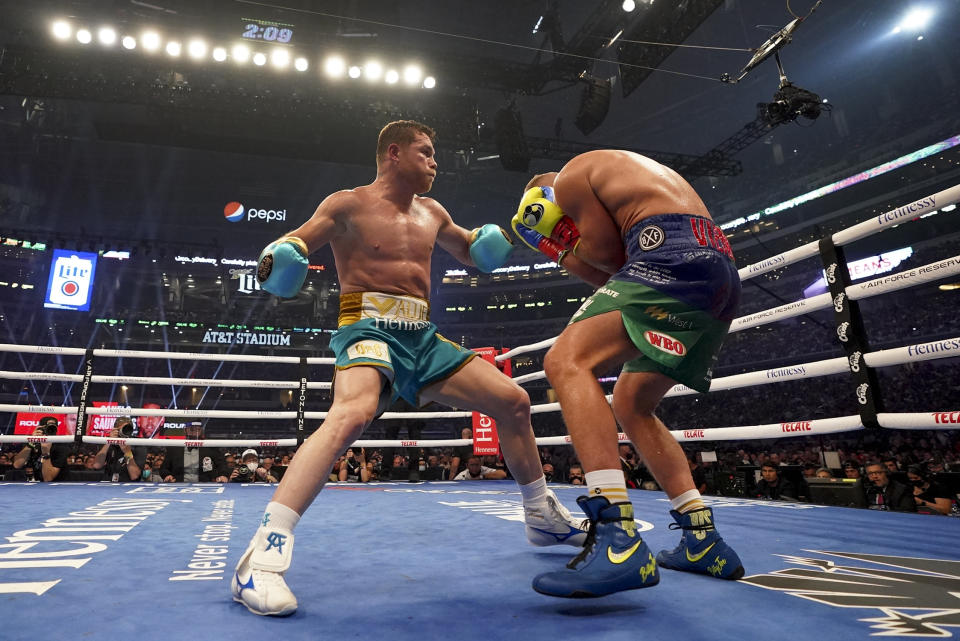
[231,121,587,617]
[511,150,744,598]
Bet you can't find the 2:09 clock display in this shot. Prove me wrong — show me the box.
[242,23,293,43]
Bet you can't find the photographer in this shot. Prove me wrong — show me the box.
[230,449,278,483]
[92,416,146,482]
[338,448,370,482]
[11,416,70,482]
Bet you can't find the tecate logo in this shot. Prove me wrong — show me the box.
[223,202,287,224]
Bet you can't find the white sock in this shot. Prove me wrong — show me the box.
[670,489,705,513]
[260,501,300,532]
[585,469,629,504]
[519,475,548,504]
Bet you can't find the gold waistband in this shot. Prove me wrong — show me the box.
[338,292,431,327]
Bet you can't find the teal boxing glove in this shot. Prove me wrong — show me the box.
[469,224,515,273]
[257,236,309,298]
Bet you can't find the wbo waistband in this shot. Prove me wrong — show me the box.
[624,214,734,261]
[338,292,431,327]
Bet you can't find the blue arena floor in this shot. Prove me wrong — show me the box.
[2,481,959,640]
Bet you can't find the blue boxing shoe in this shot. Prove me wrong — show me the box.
[656,507,744,580]
[532,496,659,598]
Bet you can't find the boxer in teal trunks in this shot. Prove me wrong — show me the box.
[330,291,476,411]
[231,121,587,617]
[511,149,744,598]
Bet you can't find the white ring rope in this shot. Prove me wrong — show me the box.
[738,183,960,281]
[0,370,332,390]
[0,344,335,365]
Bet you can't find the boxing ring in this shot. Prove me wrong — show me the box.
[1,186,959,639]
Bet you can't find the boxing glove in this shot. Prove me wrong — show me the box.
[469,224,514,273]
[511,185,580,262]
[257,237,309,298]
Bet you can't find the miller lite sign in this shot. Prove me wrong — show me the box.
[44,250,98,311]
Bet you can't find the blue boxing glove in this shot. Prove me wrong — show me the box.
[257,236,309,298]
[469,224,515,273]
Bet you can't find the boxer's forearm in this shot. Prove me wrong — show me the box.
[559,252,612,288]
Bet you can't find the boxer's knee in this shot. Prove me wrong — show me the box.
[490,382,530,428]
[328,398,379,441]
[543,343,571,383]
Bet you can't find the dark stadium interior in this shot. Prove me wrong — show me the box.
[0,0,957,482]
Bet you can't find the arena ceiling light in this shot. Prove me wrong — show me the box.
[402,64,422,85]
[324,56,346,77]
[423,76,436,89]
[212,47,227,62]
[348,65,362,79]
[232,43,251,63]
[98,27,117,46]
[141,31,161,51]
[253,52,267,66]
[385,69,399,84]
[271,48,290,68]
[294,57,309,71]
[363,60,383,81]
[51,20,71,40]
[122,35,137,50]
[76,28,92,44]
[187,39,208,59]
[165,41,181,57]
[898,7,934,31]
[622,0,636,11]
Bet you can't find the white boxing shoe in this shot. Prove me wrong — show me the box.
[524,490,589,547]
[232,528,298,616]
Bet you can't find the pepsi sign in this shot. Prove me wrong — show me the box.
[224,201,287,224]
[44,250,98,311]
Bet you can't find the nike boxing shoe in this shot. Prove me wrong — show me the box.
[656,507,744,580]
[524,489,589,547]
[532,495,659,598]
[232,527,298,616]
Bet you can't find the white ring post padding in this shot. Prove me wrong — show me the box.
[847,255,960,302]
[864,336,960,368]
[831,183,960,247]
[877,412,960,430]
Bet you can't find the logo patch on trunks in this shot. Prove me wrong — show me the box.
[347,340,391,363]
[638,225,665,251]
[644,330,685,356]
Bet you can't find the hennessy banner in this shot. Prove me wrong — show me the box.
[469,347,512,456]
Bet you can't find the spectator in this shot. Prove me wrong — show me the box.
[907,465,952,515]
[542,463,555,483]
[339,448,370,482]
[10,417,70,482]
[755,460,798,501]
[864,461,916,512]
[92,416,146,482]
[421,454,445,481]
[567,464,585,485]
[815,467,832,479]
[618,444,642,489]
[230,449,279,483]
[449,428,474,480]
[454,456,506,480]
[688,455,707,494]
[843,462,862,479]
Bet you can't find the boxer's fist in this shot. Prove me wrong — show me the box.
[469,224,514,273]
[514,185,580,250]
[257,237,309,298]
